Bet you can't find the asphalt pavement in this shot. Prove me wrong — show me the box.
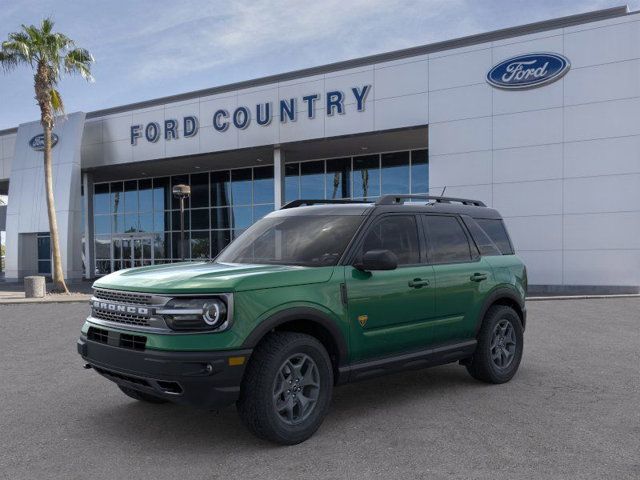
[0,298,638,479]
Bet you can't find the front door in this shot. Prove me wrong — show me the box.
[345,214,435,362]
[422,215,493,345]
[112,235,154,271]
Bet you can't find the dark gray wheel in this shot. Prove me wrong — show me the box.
[118,385,167,404]
[237,331,333,445]
[466,305,523,384]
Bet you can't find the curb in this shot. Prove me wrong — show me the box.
[0,295,91,305]
[527,294,640,301]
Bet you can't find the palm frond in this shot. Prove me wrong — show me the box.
[50,88,64,114]
[64,47,94,82]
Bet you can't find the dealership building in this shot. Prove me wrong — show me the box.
[0,5,639,293]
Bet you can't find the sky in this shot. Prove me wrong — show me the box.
[0,0,639,130]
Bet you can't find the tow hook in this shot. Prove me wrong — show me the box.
[83,363,92,370]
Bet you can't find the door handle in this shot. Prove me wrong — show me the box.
[470,272,488,282]
[408,278,430,288]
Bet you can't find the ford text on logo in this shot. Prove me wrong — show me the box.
[130,85,371,145]
[29,133,59,151]
[486,53,570,90]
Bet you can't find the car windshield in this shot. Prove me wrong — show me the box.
[216,215,364,267]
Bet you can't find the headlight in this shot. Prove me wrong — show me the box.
[158,297,229,331]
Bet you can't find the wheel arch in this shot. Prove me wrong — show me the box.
[242,307,348,380]
[476,287,526,335]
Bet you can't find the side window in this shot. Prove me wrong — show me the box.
[423,215,472,264]
[360,215,420,265]
[462,216,502,256]
[475,218,514,255]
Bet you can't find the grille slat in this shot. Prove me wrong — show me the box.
[92,309,151,327]
[93,288,153,305]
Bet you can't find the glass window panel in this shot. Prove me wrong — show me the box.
[232,206,253,229]
[353,155,380,200]
[361,216,420,265]
[211,171,231,207]
[211,230,232,257]
[190,231,210,259]
[211,207,232,230]
[253,166,274,204]
[113,214,125,234]
[37,235,51,260]
[191,208,209,230]
[94,215,111,235]
[381,151,410,195]
[423,215,471,264]
[231,169,252,205]
[153,233,169,259]
[38,260,52,274]
[124,213,139,232]
[171,175,190,209]
[124,180,138,213]
[96,260,112,275]
[153,177,170,211]
[139,213,153,232]
[111,182,123,215]
[190,172,209,208]
[300,161,325,199]
[138,179,153,212]
[326,158,351,199]
[95,236,111,258]
[153,211,168,232]
[172,210,190,231]
[253,204,274,221]
[94,183,110,214]
[411,149,429,194]
[233,228,246,239]
[172,232,188,260]
[285,163,300,202]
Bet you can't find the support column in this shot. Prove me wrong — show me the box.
[273,147,286,208]
[82,172,95,279]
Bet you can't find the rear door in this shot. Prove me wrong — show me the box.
[345,214,436,362]
[422,214,493,345]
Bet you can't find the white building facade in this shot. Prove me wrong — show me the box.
[0,6,639,293]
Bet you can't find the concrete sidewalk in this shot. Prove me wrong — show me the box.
[0,280,93,304]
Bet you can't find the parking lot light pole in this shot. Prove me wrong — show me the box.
[172,184,191,261]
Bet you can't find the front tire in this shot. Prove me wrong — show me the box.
[237,332,333,445]
[466,305,523,384]
[118,385,168,404]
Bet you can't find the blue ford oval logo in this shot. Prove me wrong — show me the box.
[29,133,59,151]
[487,53,570,90]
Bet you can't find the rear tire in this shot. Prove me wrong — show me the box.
[118,385,168,404]
[237,331,333,445]
[466,305,523,384]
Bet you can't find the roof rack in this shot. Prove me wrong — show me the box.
[375,194,486,207]
[280,199,372,209]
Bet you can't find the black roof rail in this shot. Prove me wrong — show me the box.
[376,194,486,207]
[280,199,372,209]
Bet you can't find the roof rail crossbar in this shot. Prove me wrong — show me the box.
[281,199,372,209]
[375,194,486,207]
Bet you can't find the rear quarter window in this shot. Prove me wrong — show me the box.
[474,218,514,255]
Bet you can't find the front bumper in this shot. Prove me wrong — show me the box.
[77,335,251,408]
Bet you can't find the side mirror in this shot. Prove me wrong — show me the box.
[354,249,398,271]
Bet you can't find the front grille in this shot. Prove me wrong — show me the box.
[92,309,151,327]
[119,333,146,351]
[93,288,153,305]
[93,366,150,387]
[87,326,109,344]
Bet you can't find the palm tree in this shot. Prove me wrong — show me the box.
[0,18,93,293]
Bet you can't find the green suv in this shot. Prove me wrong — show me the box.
[78,195,527,444]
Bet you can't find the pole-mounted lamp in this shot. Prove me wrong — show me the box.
[172,184,191,261]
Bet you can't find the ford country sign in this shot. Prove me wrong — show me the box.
[29,133,59,151]
[487,53,570,90]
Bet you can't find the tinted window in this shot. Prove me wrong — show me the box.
[361,216,420,265]
[475,218,514,255]
[217,215,363,267]
[462,217,501,256]
[423,215,472,264]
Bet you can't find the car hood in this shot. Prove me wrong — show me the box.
[92,262,335,294]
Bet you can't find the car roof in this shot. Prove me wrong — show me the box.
[271,196,504,220]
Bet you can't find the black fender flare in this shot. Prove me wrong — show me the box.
[242,307,349,366]
[475,287,526,335]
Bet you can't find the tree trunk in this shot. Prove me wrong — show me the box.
[43,122,69,293]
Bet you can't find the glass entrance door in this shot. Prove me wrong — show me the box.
[112,235,154,271]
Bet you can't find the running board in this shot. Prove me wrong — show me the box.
[337,340,477,384]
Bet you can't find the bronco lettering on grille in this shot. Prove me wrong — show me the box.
[92,300,150,316]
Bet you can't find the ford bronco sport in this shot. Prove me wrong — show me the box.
[78,194,527,444]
